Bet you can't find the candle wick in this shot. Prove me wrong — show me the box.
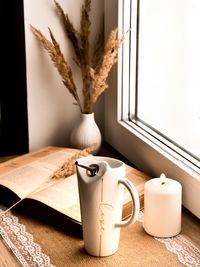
[160,173,166,185]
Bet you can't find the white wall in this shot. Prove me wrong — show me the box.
[23,0,104,151]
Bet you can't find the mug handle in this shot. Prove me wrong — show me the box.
[115,178,140,227]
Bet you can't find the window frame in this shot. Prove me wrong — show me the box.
[104,0,200,219]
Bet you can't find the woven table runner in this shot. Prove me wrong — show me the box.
[138,211,200,267]
[0,210,199,267]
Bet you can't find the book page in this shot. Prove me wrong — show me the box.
[0,150,77,199]
[28,174,81,223]
[0,146,68,174]
[29,164,150,223]
[0,146,150,224]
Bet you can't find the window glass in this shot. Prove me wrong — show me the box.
[130,0,200,161]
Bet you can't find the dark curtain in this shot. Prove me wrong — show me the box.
[0,0,29,156]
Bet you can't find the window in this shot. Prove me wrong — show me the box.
[104,0,200,218]
[129,0,200,170]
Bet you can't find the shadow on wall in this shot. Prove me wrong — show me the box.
[0,1,29,156]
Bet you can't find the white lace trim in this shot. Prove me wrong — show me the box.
[138,211,200,267]
[0,210,55,267]
[0,226,29,267]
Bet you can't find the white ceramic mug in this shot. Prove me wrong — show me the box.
[76,156,140,257]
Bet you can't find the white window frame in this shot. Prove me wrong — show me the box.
[104,0,200,219]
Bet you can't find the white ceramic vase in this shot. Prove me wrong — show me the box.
[70,113,102,155]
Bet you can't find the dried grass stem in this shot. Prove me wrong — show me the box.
[30,0,128,114]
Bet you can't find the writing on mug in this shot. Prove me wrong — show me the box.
[99,202,114,235]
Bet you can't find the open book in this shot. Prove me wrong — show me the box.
[0,146,150,229]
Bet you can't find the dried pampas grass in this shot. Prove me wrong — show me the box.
[30,0,128,114]
[51,144,97,179]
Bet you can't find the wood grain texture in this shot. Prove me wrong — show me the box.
[0,239,21,267]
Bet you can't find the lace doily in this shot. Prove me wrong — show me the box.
[0,209,55,267]
[138,211,200,267]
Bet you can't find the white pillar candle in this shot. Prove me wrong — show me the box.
[144,173,182,238]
